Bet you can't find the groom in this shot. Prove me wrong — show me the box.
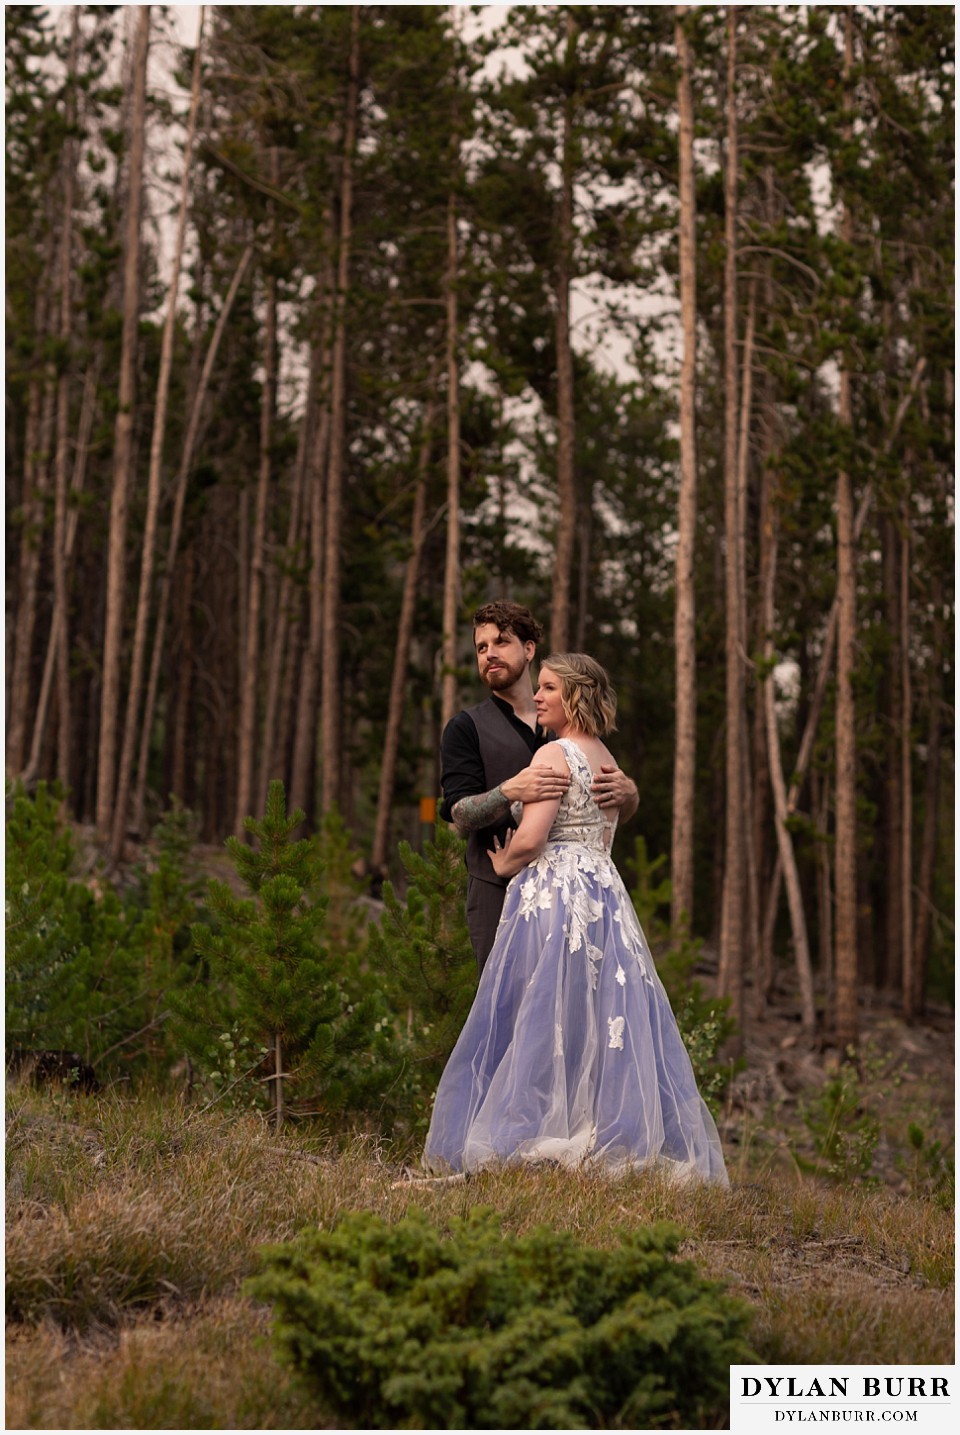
[440,600,638,971]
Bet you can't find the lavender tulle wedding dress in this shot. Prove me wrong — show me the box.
[423,738,728,1183]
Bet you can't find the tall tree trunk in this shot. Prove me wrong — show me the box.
[259,327,321,808]
[911,573,943,1012]
[574,492,592,650]
[833,9,858,1050]
[52,8,82,791]
[288,220,336,823]
[440,182,461,733]
[880,512,903,991]
[96,4,151,834]
[899,497,915,1019]
[24,359,100,785]
[814,768,834,1024]
[718,6,744,1044]
[289,323,333,819]
[671,3,698,933]
[7,223,57,775]
[762,511,816,1033]
[372,391,439,874]
[763,358,926,958]
[235,240,278,835]
[111,13,204,860]
[753,440,776,1006]
[320,6,361,815]
[133,242,253,833]
[737,282,761,990]
[549,11,578,654]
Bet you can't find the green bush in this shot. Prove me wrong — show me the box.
[798,1061,881,1184]
[363,824,477,1130]
[171,782,400,1125]
[250,1207,754,1429]
[5,782,197,1079]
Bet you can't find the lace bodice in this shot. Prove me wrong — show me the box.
[550,738,617,851]
[512,738,617,852]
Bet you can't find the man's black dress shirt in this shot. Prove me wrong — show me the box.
[439,694,548,823]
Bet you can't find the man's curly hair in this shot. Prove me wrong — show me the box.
[472,601,543,647]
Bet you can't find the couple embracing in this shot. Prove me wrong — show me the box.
[423,601,727,1184]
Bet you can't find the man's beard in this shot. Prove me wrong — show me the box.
[481,658,525,691]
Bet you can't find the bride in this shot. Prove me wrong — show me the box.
[423,652,728,1184]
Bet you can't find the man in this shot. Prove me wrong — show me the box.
[440,600,639,971]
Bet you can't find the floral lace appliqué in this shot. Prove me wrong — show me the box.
[513,739,650,982]
[607,1015,625,1051]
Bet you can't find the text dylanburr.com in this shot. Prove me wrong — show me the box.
[730,1367,954,1435]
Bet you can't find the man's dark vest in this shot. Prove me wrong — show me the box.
[463,699,537,889]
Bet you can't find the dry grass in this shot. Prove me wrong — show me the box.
[5,1085,954,1429]
[4,1297,324,1430]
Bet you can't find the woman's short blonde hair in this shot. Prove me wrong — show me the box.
[540,652,618,737]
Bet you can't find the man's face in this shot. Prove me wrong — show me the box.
[474,623,534,692]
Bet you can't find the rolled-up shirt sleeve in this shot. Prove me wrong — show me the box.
[439,712,485,823]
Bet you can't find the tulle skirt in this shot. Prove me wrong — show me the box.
[423,842,728,1183]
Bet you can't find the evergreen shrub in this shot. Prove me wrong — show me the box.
[5,782,197,1079]
[171,781,399,1125]
[250,1206,754,1429]
[363,823,476,1130]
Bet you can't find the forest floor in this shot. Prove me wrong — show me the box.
[6,819,956,1424]
[5,984,954,1430]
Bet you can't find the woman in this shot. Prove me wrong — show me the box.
[423,653,727,1183]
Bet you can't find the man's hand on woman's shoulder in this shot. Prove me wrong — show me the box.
[591,763,638,817]
[501,758,570,806]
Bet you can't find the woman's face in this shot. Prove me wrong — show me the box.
[534,665,569,734]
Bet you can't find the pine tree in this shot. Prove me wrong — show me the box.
[176,780,380,1127]
[364,823,476,1114]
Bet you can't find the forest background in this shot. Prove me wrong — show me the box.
[6,2,953,1045]
[4,5,955,1425]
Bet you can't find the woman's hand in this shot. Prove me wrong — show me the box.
[488,829,515,877]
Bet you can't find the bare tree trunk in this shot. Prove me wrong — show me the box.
[899,497,915,1019]
[440,182,462,732]
[762,511,816,1033]
[814,769,833,1025]
[169,543,194,802]
[911,574,943,1012]
[111,14,204,860]
[753,435,776,1007]
[372,391,439,874]
[737,283,761,991]
[133,242,253,832]
[549,13,579,655]
[880,512,903,990]
[235,244,278,835]
[320,6,361,815]
[833,9,858,1050]
[718,7,744,1044]
[96,5,151,834]
[785,360,924,825]
[7,224,57,774]
[288,220,336,823]
[52,9,82,791]
[574,493,592,650]
[671,3,698,933]
[259,330,321,807]
[24,360,100,785]
[289,344,333,819]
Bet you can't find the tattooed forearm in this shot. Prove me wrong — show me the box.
[450,786,510,833]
